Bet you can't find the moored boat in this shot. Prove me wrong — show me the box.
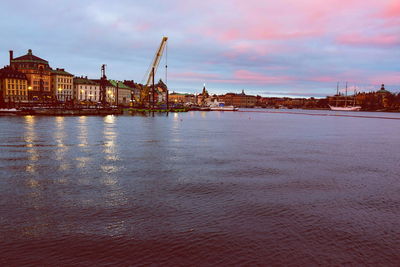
[328,105,361,111]
[209,100,239,111]
[0,108,22,115]
[329,82,361,111]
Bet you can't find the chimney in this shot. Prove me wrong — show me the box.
[9,50,13,64]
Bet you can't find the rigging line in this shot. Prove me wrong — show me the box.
[165,39,168,87]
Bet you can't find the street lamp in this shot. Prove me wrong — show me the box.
[58,87,62,101]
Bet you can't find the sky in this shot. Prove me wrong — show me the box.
[0,0,399,97]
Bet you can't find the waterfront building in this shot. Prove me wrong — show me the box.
[73,76,100,103]
[91,79,116,105]
[51,68,74,102]
[196,85,210,105]
[9,49,53,101]
[0,66,28,103]
[109,80,135,106]
[376,84,392,108]
[155,80,168,103]
[169,92,195,104]
[169,92,186,103]
[123,80,141,102]
[220,90,257,108]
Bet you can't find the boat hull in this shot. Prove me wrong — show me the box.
[210,107,239,111]
[329,105,361,111]
[0,108,22,115]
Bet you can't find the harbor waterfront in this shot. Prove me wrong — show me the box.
[1,110,400,266]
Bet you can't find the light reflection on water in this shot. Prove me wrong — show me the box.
[1,111,400,266]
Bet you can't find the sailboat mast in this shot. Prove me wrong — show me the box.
[344,82,348,107]
[336,82,339,107]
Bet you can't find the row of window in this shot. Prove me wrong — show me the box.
[57,77,72,83]
[32,86,49,91]
[5,90,27,96]
[33,80,49,85]
[6,84,27,90]
[57,84,72,90]
[6,79,26,84]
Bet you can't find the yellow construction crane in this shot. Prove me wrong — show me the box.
[140,36,168,106]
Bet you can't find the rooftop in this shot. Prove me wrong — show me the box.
[0,66,27,80]
[51,68,73,76]
[73,76,98,85]
[109,80,134,90]
[12,49,48,64]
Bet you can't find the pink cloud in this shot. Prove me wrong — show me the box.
[370,72,400,85]
[337,33,400,47]
[310,76,338,83]
[169,71,220,81]
[381,0,400,17]
[233,70,294,84]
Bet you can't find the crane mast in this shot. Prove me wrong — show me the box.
[140,37,168,106]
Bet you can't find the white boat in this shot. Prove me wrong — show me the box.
[329,82,361,111]
[0,108,22,115]
[328,105,361,111]
[209,100,239,111]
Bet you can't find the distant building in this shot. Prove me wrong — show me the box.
[109,80,135,106]
[196,85,210,105]
[220,90,257,108]
[91,79,116,105]
[9,49,53,101]
[155,80,168,103]
[169,92,195,104]
[0,66,28,103]
[123,80,141,102]
[51,68,73,102]
[73,76,100,103]
[376,84,392,108]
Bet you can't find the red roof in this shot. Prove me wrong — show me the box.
[12,49,48,64]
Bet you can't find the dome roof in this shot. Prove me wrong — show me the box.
[12,49,48,64]
[377,84,390,94]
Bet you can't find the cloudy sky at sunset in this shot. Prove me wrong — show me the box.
[1,0,399,97]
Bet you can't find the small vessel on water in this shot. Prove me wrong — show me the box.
[209,100,239,111]
[329,82,361,111]
[0,108,22,115]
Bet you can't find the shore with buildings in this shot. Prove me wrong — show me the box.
[170,84,400,112]
[1,49,399,113]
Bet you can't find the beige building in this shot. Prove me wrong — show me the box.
[9,49,53,101]
[51,68,74,102]
[0,66,28,103]
[74,77,101,103]
[91,79,116,105]
[109,80,134,106]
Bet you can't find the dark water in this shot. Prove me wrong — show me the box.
[1,110,400,266]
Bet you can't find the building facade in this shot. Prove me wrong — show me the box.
[51,68,74,102]
[109,80,134,106]
[0,66,28,104]
[196,85,210,105]
[169,92,195,104]
[74,77,101,103]
[91,79,116,105]
[9,49,53,101]
[123,80,141,102]
[220,90,257,108]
